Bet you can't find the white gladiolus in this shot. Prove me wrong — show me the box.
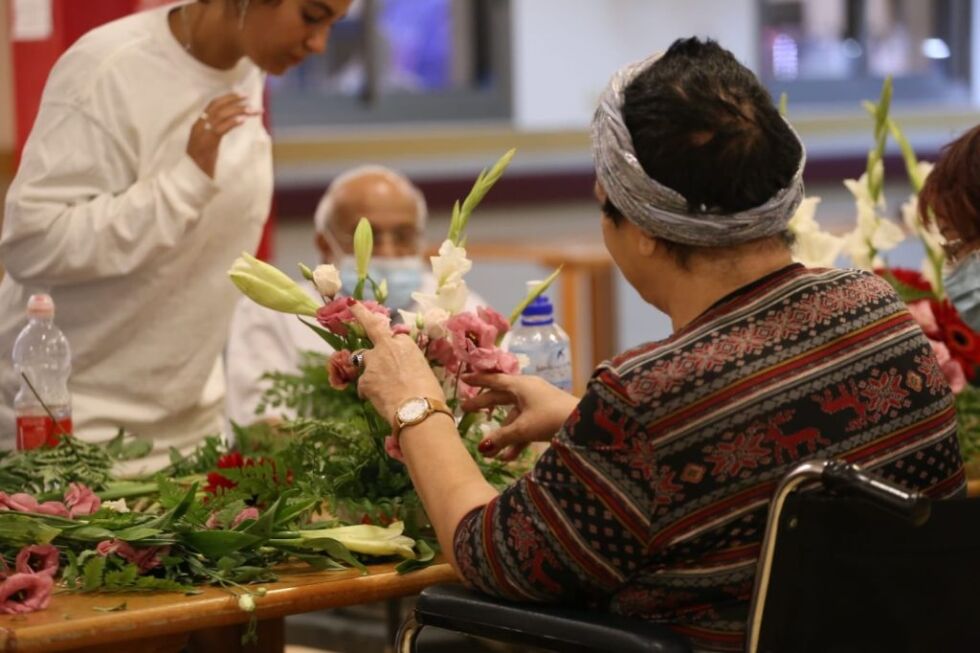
[901,193,944,257]
[413,279,469,315]
[312,264,342,298]
[431,240,473,288]
[788,197,844,267]
[840,196,905,270]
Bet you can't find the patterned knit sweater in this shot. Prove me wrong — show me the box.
[454,264,965,652]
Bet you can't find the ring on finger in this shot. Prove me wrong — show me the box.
[351,349,367,371]
[199,112,213,131]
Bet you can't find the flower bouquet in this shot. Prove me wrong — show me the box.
[228,149,555,529]
[787,77,980,473]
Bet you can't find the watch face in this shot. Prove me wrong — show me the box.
[398,397,429,424]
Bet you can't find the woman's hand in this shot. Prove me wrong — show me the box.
[462,373,579,460]
[186,93,262,178]
[350,302,445,424]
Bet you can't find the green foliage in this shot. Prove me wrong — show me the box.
[254,351,361,421]
[956,386,980,463]
[0,436,113,496]
[448,149,516,246]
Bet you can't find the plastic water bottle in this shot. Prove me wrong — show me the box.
[12,294,73,450]
[504,282,573,391]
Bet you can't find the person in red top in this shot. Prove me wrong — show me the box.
[349,38,965,652]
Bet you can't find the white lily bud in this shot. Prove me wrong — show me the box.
[228,252,320,316]
[312,264,342,298]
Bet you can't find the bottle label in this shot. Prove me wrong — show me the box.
[510,343,573,392]
[16,416,72,450]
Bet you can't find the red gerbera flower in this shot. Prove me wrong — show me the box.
[931,299,980,379]
[880,267,933,293]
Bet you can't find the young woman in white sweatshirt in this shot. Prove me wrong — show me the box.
[0,1,351,474]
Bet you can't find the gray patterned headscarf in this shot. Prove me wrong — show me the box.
[591,52,806,247]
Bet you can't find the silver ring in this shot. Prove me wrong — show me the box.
[351,349,366,371]
[199,112,212,131]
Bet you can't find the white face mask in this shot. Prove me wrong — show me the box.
[321,226,424,310]
[944,251,980,333]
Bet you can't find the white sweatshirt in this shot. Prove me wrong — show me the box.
[0,4,272,474]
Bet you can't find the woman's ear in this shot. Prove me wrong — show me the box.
[637,229,658,257]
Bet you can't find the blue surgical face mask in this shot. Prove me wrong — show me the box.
[944,251,980,333]
[338,255,423,311]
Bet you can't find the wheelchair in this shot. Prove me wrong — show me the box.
[395,458,980,653]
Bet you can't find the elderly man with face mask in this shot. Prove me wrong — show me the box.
[224,165,482,426]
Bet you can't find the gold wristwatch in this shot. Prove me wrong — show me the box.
[392,396,453,442]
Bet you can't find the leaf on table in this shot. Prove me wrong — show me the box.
[181,530,266,559]
[93,601,127,612]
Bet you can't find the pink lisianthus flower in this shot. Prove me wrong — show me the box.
[446,311,519,374]
[205,511,222,530]
[15,545,59,578]
[231,507,260,529]
[477,306,510,339]
[447,313,497,357]
[427,337,460,372]
[317,297,390,336]
[64,482,101,517]
[929,339,968,394]
[0,492,70,518]
[96,539,170,573]
[0,573,54,614]
[328,349,359,390]
[467,348,521,375]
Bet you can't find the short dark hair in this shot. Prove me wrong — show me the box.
[919,124,980,244]
[605,38,802,264]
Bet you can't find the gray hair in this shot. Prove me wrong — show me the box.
[591,52,806,247]
[313,165,428,235]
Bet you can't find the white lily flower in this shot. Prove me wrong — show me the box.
[788,197,843,267]
[312,264,342,298]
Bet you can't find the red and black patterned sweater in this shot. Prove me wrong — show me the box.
[454,264,965,652]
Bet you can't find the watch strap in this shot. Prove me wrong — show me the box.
[392,397,453,442]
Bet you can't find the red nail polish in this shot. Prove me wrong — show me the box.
[346,297,356,306]
[478,439,494,453]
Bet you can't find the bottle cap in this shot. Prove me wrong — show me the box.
[26,294,55,319]
[521,281,554,323]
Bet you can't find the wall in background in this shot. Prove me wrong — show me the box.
[509,0,758,131]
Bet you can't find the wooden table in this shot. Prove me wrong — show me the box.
[0,562,458,652]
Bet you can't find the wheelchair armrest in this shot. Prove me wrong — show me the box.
[414,583,692,653]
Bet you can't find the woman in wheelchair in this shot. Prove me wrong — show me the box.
[349,37,966,653]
